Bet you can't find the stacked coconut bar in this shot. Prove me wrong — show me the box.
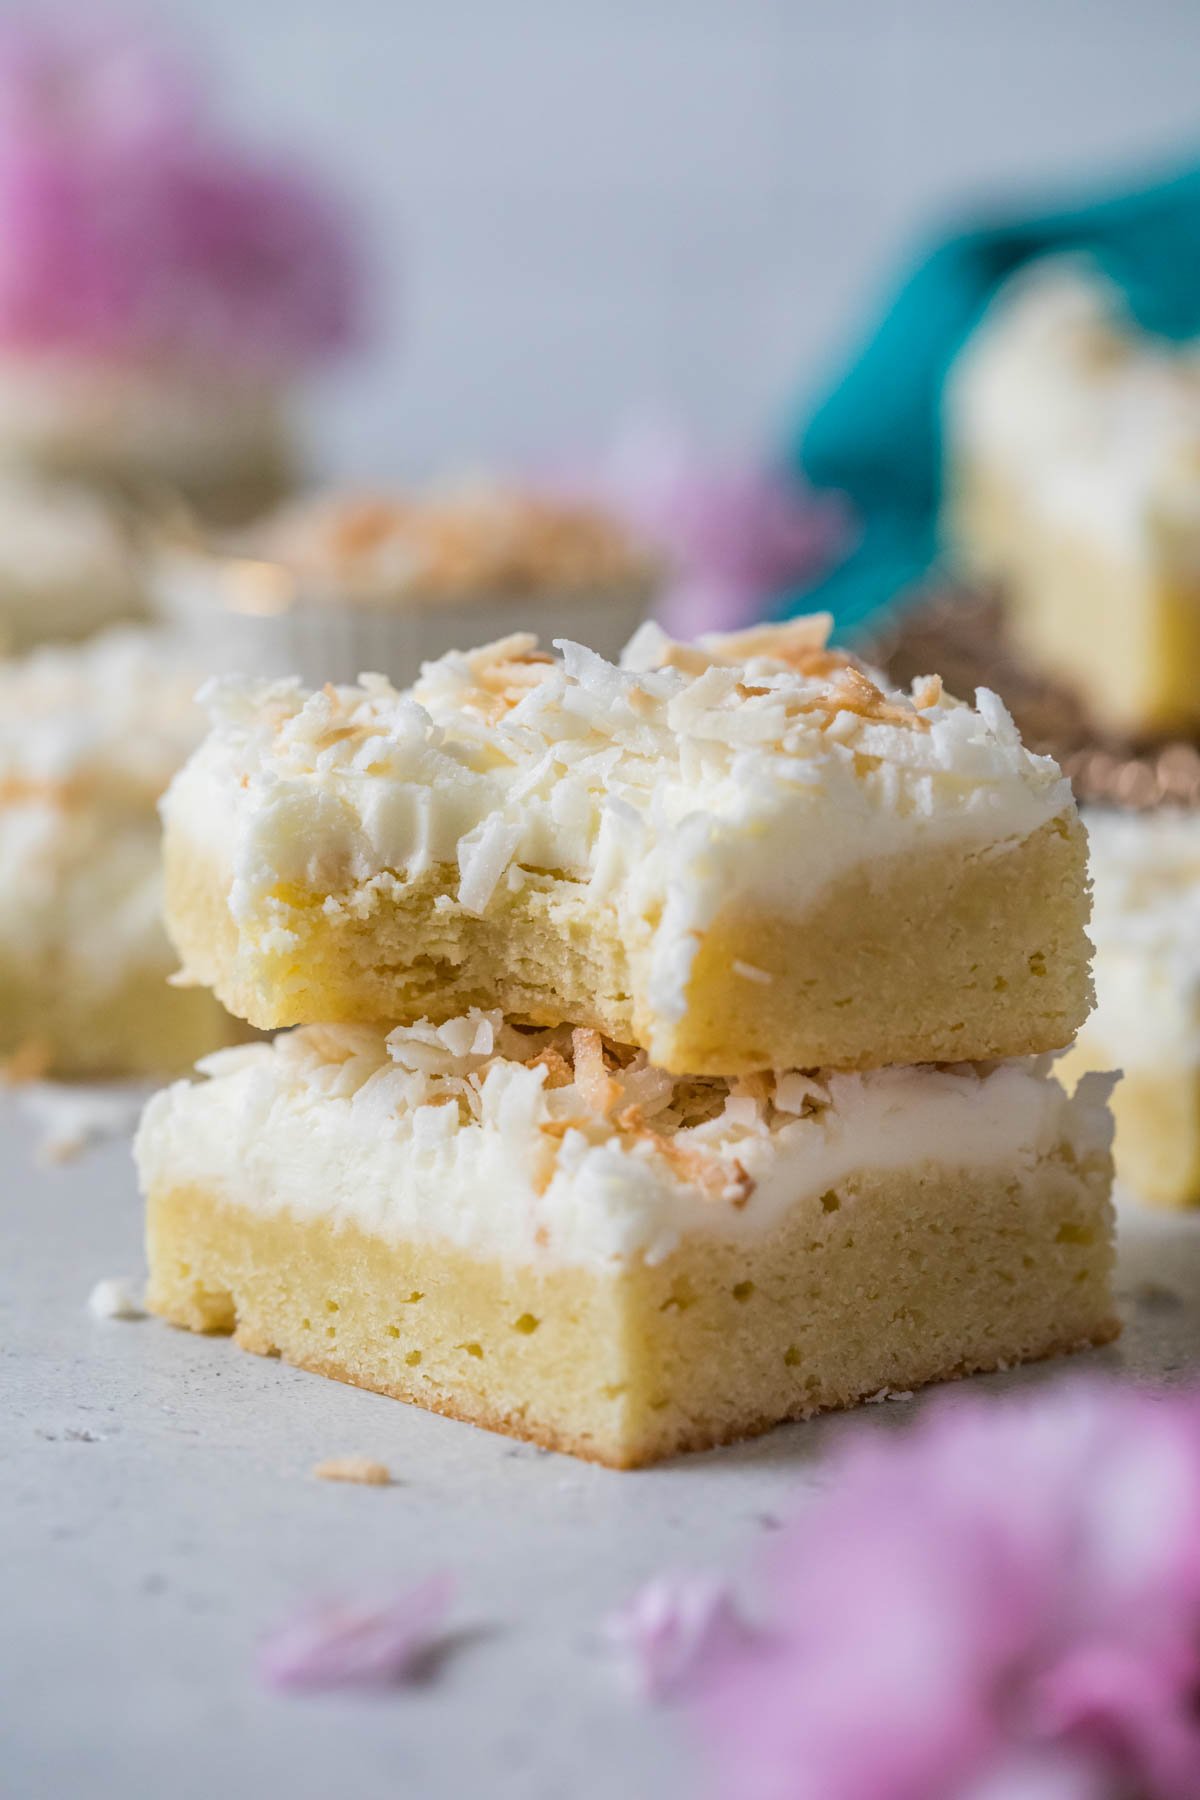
[135,618,1118,1467]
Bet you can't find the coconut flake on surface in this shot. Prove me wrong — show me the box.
[86,1276,146,1321]
[311,1456,393,1487]
[18,1081,151,1164]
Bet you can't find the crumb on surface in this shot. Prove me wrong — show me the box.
[19,1082,148,1164]
[312,1455,393,1486]
[87,1276,146,1321]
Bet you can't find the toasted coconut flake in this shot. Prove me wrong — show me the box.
[647,1132,755,1207]
[312,1456,393,1486]
[912,673,944,711]
[806,665,930,732]
[700,615,834,661]
[572,1027,622,1115]
[653,641,714,676]
[537,1116,578,1140]
[525,1046,575,1089]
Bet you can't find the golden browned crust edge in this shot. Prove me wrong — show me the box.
[149,1302,1120,1472]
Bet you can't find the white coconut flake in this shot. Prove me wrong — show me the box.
[773,1072,831,1115]
[19,1082,150,1164]
[456,815,524,914]
[732,960,772,985]
[87,1276,146,1320]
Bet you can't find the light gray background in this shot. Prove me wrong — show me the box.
[136,0,1200,477]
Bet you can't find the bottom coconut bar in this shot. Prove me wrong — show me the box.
[135,1015,1119,1468]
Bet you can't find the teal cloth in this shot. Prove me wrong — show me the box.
[779,161,1200,635]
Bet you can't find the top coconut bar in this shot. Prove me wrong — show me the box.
[161,617,1092,1075]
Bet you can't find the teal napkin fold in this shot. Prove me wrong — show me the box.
[779,161,1200,635]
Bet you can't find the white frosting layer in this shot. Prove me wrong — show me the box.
[1081,808,1200,1068]
[0,631,207,985]
[0,629,205,804]
[134,1013,1114,1270]
[946,260,1200,559]
[162,620,1074,1019]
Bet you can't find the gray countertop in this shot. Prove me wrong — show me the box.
[5,1093,1200,1800]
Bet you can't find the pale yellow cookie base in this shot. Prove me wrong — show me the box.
[146,1154,1117,1468]
[1059,1035,1200,1208]
[948,458,1200,739]
[165,816,1093,1074]
[0,961,243,1079]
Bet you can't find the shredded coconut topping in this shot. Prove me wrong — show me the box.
[193,1009,846,1211]
[0,628,204,809]
[143,1017,1115,1269]
[171,620,1074,1023]
[244,481,658,605]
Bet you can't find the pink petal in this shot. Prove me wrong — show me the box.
[258,1573,455,1693]
[605,1572,759,1703]
[536,420,850,633]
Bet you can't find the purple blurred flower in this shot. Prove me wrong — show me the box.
[686,1386,1200,1800]
[0,12,361,371]
[605,1573,758,1703]
[554,422,849,636]
[259,1573,454,1693]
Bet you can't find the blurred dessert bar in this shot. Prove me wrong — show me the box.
[943,261,1200,738]
[138,1015,1116,1468]
[0,632,241,1077]
[152,482,660,686]
[0,473,145,653]
[872,587,1200,812]
[1057,810,1200,1208]
[159,618,1093,1074]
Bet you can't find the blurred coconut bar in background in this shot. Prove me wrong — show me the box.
[869,586,1200,1207]
[943,260,1200,740]
[151,481,662,687]
[870,588,1200,812]
[0,631,243,1079]
[1055,810,1200,1209]
[0,472,145,653]
[0,15,361,531]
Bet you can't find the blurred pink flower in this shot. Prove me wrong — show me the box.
[686,1386,1200,1800]
[258,1573,454,1693]
[605,1573,758,1703]
[0,12,361,371]
[556,423,850,636]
